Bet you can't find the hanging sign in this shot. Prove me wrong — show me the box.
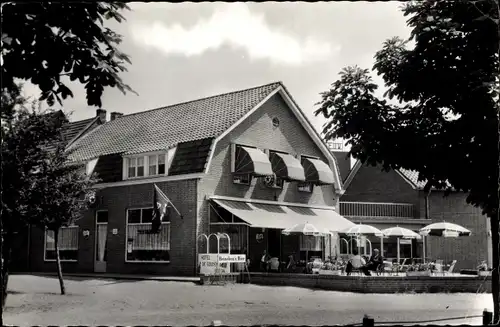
[256,233,264,243]
[399,239,412,245]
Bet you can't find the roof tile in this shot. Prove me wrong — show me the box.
[68,82,281,161]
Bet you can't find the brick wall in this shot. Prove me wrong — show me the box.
[197,93,339,269]
[29,179,199,276]
[342,164,420,217]
[242,273,492,294]
[423,191,490,271]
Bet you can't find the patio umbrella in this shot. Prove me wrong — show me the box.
[282,222,324,236]
[419,221,471,267]
[382,226,422,264]
[342,224,384,256]
[419,222,471,237]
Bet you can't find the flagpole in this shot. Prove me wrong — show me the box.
[154,184,183,219]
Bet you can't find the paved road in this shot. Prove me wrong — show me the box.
[4,275,493,326]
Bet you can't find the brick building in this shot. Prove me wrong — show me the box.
[335,157,492,271]
[27,82,354,276]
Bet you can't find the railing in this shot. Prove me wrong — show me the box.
[339,201,415,219]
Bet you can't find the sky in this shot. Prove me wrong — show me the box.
[22,2,412,142]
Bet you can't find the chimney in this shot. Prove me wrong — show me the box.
[96,109,107,124]
[110,112,123,121]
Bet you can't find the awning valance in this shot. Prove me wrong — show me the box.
[211,199,354,233]
[302,157,335,185]
[234,146,273,176]
[270,152,305,182]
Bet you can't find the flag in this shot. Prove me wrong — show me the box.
[150,184,183,233]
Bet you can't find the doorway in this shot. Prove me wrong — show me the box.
[94,210,108,273]
[267,229,281,259]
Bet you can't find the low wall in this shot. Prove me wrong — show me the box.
[241,273,492,294]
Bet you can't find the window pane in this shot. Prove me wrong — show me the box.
[96,211,108,223]
[137,157,145,177]
[142,208,153,223]
[45,227,78,261]
[158,155,166,174]
[128,158,136,178]
[158,155,165,164]
[126,223,171,261]
[128,209,141,223]
[149,155,157,175]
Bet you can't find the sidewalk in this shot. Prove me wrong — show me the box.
[16,272,200,283]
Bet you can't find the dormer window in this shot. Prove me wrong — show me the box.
[123,149,175,180]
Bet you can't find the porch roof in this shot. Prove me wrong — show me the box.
[211,198,354,233]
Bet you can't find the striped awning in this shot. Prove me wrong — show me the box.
[302,157,335,185]
[270,152,305,182]
[234,146,273,176]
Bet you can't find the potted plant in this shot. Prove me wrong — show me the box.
[477,261,491,277]
[319,259,342,275]
[406,264,431,277]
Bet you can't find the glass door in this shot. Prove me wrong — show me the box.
[94,211,108,273]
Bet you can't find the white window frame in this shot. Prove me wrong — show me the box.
[44,225,79,262]
[125,207,171,263]
[122,148,176,180]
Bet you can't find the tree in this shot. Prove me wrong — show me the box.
[1,85,98,303]
[1,2,136,109]
[315,0,499,322]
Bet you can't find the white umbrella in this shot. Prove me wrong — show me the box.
[342,224,384,256]
[420,221,471,267]
[342,224,384,237]
[382,226,422,265]
[382,226,422,239]
[282,222,324,236]
[420,222,471,237]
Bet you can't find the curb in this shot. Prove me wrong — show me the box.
[15,272,200,283]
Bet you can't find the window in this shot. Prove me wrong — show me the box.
[126,208,171,262]
[124,151,173,180]
[268,150,286,189]
[233,173,252,185]
[128,157,137,178]
[298,182,313,193]
[300,235,323,262]
[149,155,157,175]
[44,226,79,261]
[137,157,145,177]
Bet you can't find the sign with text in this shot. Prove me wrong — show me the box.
[198,254,230,275]
[217,254,246,263]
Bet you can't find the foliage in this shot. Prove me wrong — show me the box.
[1,2,136,109]
[1,84,99,298]
[315,0,499,321]
[315,0,498,218]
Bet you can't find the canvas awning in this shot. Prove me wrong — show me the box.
[211,198,354,232]
[234,146,273,176]
[302,157,335,185]
[270,152,305,182]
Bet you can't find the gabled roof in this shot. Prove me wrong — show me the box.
[67,82,282,162]
[343,160,451,191]
[63,117,98,146]
[44,111,99,152]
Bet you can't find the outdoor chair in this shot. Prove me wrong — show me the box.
[269,257,280,272]
[443,260,457,276]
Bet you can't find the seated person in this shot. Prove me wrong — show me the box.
[345,249,366,276]
[361,248,384,276]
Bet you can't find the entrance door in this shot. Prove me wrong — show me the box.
[94,210,108,273]
[267,229,281,259]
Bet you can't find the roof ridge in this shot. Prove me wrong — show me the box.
[117,81,283,120]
